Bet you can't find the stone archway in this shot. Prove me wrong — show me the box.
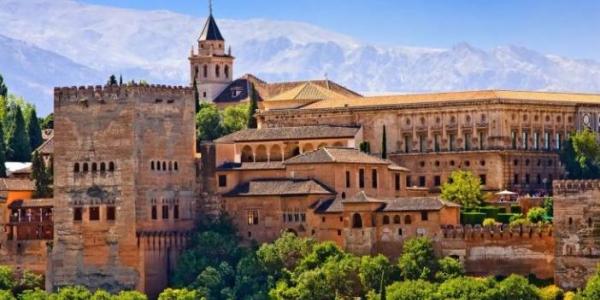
[352,213,363,228]
[241,145,254,162]
[255,145,268,162]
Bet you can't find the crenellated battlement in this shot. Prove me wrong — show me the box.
[54,83,193,107]
[553,179,600,195]
[441,224,553,240]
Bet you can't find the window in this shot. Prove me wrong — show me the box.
[522,132,528,150]
[174,162,178,171]
[449,134,455,151]
[525,174,530,185]
[352,213,363,228]
[514,174,520,185]
[74,163,80,173]
[109,162,115,172]
[162,205,169,219]
[464,133,471,150]
[203,65,208,78]
[224,65,230,78]
[544,132,550,150]
[345,171,351,188]
[294,213,299,222]
[215,65,220,78]
[511,131,517,149]
[337,230,342,236]
[74,207,83,221]
[479,131,485,150]
[107,206,116,221]
[301,213,306,222]
[556,133,562,150]
[359,169,365,188]
[398,228,403,236]
[479,175,486,185]
[92,163,97,172]
[100,162,106,172]
[83,163,89,172]
[383,216,390,224]
[406,176,412,187]
[537,174,542,185]
[434,134,441,152]
[218,175,227,187]
[419,176,426,187]
[434,176,441,186]
[157,161,161,171]
[162,161,166,171]
[533,132,539,150]
[174,205,179,219]
[404,135,412,153]
[421,211,428,221]
[372,169,378,188]
[247,210,259,225]
[395,174,401,191]
[419,135,426,152]
[151,206,157,220]
[393,215,401,224]
[404,215,412,225]
[89,207,100,221]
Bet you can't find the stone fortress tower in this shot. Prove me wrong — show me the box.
[49,84,197,298]
[189,3,234,102]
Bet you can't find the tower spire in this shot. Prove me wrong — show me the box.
[209,0,213,15]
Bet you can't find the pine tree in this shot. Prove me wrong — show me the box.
[107,74,118,86]
[247,83,258,129]
[7,106,31,162]
[382,125,387,159]
[0,123,7,178]
[27,108,43,151]
[31,151,51,198]
[0,74,7,98]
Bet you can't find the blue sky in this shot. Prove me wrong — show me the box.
[84,0,600,60]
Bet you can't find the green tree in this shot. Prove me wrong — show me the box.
[193,78,200,114]
[295,242,344,273]
[113,291,147,300]
[580,266,600,300]
[440,170,482,208]
[321,254,363,298]
[233,253,269,300]
[543,197,553,219]
[20,288,49,300]
[7,106,31,162]
[0,123,7,177]
[0,74,7,99]
[40,113,53,130]
[495,274,539,300]
[15,270,43,294]
[158,288,198,300]
[398,237,436,281]
[436,276,499,300]
[0,267,14,291]
[107,75,118,86]
[385,280,436,300]
[50,286,92,300]
[90,289,113,300]
[256,232,314,282]
[527,207,547,223]
[222,104,249,135]
[196,103,223,141]
[0,96,7,124]
[435,257,464,282]
[560,130,600,179]
[381,125,387,159]
[31,151,51,198]
[247,84,258,129]
[0,290,15,300]
[359,254,397,294]
[27,108,43,151]
[270,268,333,300]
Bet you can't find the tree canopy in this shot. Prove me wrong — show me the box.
[7,105,32,162]
[560,129,600,179]
[441,170,483,208]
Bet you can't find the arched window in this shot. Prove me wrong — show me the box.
[241,145,254,162]
[168,161,172,171]
[151,161,155,170]
[255,145,268,162]
[270,145,282,161]
[109,162,115,172]
[404,215,412,225]
[224,65,230,78]
[292,147,300,157]
[352,213,363,228]
[588,218,593,227]
[83,163,89,172]
[100,162,106,172]
[215,65,220,78]
[383,215,390,225]
[92,163,97,172]
[157,161,161,171]
[568,217,573,225]
[302,143,314,153]
[398,228,403,236]
[74,163,80,173]
[174,162,178,171]
[162,161,166,171]
[341,192,346,199]
[393,215,401,224]
[203,65,208,78]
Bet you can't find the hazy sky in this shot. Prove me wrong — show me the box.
[82,0,600,60]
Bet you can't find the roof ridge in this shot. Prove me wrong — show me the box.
[322,147,336,162]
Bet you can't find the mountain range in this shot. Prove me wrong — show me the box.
[1,0,600,115]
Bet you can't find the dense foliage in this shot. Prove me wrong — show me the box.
[560,129,600,179]
[196,102,250,141]
[441,170,483,208]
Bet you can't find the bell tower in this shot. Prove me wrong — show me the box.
[189,0,234,103]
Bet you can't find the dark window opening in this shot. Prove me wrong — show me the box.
[218,175,227,187]
[100,162,106,172]
[107,206,116,221]
[404,215,412,225]
[174,205,179,219]
[162,205,169,219]
[247,210,259,225]
[393,215,401,224]
[174,162,178,171]
[514,174,519,185]
[345,171,351,188]
[434,176,441,186]
[372,169,378,188]
[151,206,157,220]
[337,230,342,236]
[479,175,486,185]
[92,163,97,172]
[395,174,401,191]
[109,162,115,172]
[89,207,100,221]
[406,176,412,187]
[383,216,390,224]
[151,161,155,170]
[421,211,428,221]
[74,163,80,173]
[419,176,426,187]
[352,213,363,228]
[398,228,403,236]
[74,207,83,221]
[359,169,365,188]
[83,163,89,172]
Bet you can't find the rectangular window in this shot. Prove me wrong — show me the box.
[359,169,365,188]
[247,210,259,225]
[287,214,293,223]
[404,135,412,153]
[395,174,401,191]
[434,176,441,186]
[533,132,539,150]
[419,135,426,153]
[537,174,542,185]
[174,205,179,219]
[345,171,351,188]
[514,174,520,185]
[544,132,550,150]
[511,131,517,149]
[74,207,83,222]
[479,131,485,150]
[151,206,157,220]
[106,206,116,221]
[371,169,378,188]
[449,134,455,151]
[218,175,227,187]
[301,213,306,222]
[162,205,169,219]
[434,134,440,152]
[406,176,412,187]
[556,133,561,150]
[419,176,426,187]
[464,133,471,150]
[525,174,530,185]
[479,175,487,185]
[89,207,100,221]
[421,211,429,221]
[522,132,528,150]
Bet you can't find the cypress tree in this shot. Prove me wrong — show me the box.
[107,74,118,86]
[247,83,258,129]
[193,78,200,114]
[119,74,123,86]
[31,151,51,198]
[7,106,31,162]
[0,123,7,177]
[382,125,387,159]
[0,74,7,98]
[27,108,43,151]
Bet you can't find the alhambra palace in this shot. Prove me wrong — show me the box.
[3,9,600,299]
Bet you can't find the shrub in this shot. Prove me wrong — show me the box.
[497,207,507,214]
[511,205,522,214]
[527,207,547,224]
[479,206,500,219]
[497,213,517,224]
[435,257,464,282]
[563,291,577,300]
[386,280,437,300]
[461,212,486,225]
[537,285,564,300]
[495,274,539,300]
[509,218,530,228]
[483,218,496,227]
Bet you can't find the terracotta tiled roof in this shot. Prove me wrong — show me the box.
[313,197,343,213]
[267,82,341,101]
[224,178,334,197]
[343,191,386,203]
[214,125,360,143]
[381,197,460,212]
[285,147,408,171]
[300,90,600,110]
[216,161,285,170]
[0,178,35,191]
